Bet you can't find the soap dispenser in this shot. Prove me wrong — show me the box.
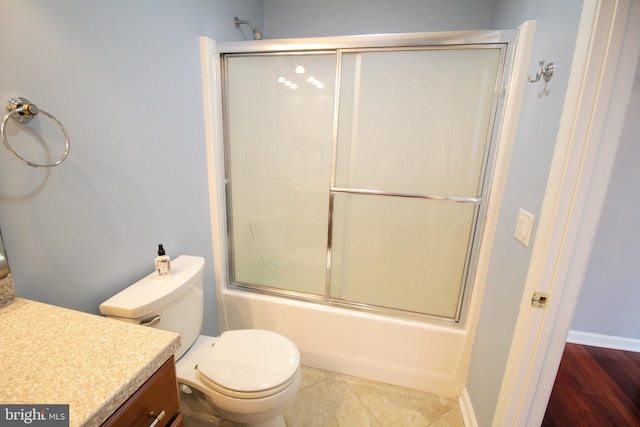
[155,244,172,278]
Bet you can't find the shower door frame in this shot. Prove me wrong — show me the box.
[217,30,517,326]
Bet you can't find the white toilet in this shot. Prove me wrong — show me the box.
[99,255,300,427]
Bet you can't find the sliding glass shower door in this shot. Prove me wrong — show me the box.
[222,39,508,322]
[330,48,501,319]
[225,54,335,297]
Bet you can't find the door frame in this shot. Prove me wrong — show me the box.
[494,0,640,425]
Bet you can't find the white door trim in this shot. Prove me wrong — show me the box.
[493,0,640,425]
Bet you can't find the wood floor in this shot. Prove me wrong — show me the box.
[542,343,640,427]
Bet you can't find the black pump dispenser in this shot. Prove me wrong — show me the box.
[158,244,166,256]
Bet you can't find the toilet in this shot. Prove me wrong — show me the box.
[99,255,300,427]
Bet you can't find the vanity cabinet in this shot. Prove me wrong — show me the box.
[102,356,182,427]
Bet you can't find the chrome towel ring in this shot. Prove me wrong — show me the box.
[1,96,70,168]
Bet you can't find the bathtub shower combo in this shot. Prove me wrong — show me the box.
[202,28,527,396]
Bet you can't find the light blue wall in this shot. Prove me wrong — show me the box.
[466,0,583,424]
[571,60,640,339]
[0,0,263,335]
[470,1,640,423]
[262,0,495,37]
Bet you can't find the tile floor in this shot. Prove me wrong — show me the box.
[284,366,465,427]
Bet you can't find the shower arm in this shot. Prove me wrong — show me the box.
[233,17,263,40]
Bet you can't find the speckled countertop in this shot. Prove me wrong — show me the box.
[0,298,180,426]
[0,273,16,307]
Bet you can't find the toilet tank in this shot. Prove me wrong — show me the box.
[99,255,205,359]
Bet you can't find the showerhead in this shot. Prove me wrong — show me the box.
[233,16,263,40]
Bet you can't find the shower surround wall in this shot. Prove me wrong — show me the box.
[202,27,533,395]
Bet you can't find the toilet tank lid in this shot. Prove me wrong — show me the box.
[99,255,205,320]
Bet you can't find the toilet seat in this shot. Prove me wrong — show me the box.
[196,329,300,399]
[198,366,300,399]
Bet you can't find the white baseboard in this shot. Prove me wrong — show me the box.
[459,388,479,427]
[567,330,640,352]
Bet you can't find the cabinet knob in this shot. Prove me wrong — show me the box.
[147,410,165,427]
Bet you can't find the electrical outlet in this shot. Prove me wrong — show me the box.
[515,208,535,247]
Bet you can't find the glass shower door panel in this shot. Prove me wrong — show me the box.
[335,48,501,197]
[226,54,336,295]
[330,193,476,318]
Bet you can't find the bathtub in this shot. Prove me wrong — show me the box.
[218,287,468,397]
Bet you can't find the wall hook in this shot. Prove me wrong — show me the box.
[528,60,555,83]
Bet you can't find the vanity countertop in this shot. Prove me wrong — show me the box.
[0,298,180,426]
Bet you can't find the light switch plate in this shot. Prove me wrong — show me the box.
[515,208,535,247]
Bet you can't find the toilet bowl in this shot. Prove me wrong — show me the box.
[177,333,300,427]
[99,255,300,426]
